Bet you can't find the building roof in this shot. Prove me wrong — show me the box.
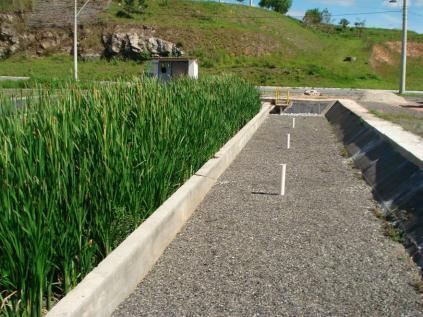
[151,57,198,62]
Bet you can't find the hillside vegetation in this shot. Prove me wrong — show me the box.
[1,0,423,89]
[0,0,33,12]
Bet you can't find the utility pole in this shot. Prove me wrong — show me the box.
[389,0,407,93]
[399,0,407,94]
[74,0,78,81]
[74,0,91,81]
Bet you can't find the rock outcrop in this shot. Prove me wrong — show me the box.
[0,14,32,58]
[102,26,183,59]
[0,14,183,60]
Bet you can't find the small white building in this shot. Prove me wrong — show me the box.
[147,58,199,80]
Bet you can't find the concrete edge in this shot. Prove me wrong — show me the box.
[336,99,423,165]
[0,76,30,81]
[46,103,273,317]
[326,99,423,270]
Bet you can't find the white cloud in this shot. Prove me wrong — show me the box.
[381,13,401,24]
[287,9,305,18]
[310,0,355,6]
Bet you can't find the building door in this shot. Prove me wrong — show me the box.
[158,61,172,80]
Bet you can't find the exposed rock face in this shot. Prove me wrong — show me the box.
[0,14,28,58]
[0,15,183,60]
[35,29,71,54]
[102,27,183,59]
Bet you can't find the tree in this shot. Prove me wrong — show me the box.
[259,0,292,14]
[339,18,350,29]
[303,8,321,25]
[354,19,366,37]
[321,8,331,24]
[302,8,332,26]
[116,0,148,18]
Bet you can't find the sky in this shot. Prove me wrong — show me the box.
[218,0,423,33]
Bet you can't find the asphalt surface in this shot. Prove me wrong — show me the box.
[114,115,422,316]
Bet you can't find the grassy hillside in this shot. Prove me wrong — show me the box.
[1,0,423,89]
[0,0,33,11]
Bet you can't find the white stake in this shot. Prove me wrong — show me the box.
[280,164,286,196]
[292,117,295,128]
[287,133,290,149]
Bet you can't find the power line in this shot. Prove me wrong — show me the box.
[147,10,402,19]
[409,11,423,18]
[289,10,402,18]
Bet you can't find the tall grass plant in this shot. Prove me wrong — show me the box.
[0,75,261,316]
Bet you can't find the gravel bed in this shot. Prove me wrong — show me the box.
[114,115,422,316]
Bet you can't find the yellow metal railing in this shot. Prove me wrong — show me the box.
[275,88,281,105]
[275,88,290,105]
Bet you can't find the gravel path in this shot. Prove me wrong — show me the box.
[114,115,422,316]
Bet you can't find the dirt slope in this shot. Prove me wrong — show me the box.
[26,0,112,27]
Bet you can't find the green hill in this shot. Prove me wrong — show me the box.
[1,0,423,89]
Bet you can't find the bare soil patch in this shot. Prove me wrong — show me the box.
[386,41,423,58]
[370,44,394,68]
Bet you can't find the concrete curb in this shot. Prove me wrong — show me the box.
[326,99,423,269]
[0,76,30,81]
[47,103,273,317]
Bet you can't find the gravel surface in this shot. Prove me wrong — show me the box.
[114,115,422,316]
[360,102,423,118]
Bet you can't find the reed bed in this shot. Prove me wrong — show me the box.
[0,76,261,316]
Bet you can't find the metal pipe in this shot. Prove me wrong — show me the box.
[280,164,286,196]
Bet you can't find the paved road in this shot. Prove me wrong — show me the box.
[114,115,422,316]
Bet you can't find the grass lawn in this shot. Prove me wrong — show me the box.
[1,52,422,90]
[370,109,423,138]
[0,0,33,11]
[0,55,144,88]
[102,0,423,90]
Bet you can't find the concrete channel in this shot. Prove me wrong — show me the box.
[112,100,422,316]
[47,99,423,316]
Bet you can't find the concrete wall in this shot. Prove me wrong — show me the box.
[47,103,272,317]
[326,100,423,269]
[188,60,198,79]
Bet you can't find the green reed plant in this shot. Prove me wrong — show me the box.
[0,75,261,316]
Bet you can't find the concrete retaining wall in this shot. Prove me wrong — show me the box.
[47,103,272,317]
[284,100,334,114]
[326,99,423,268]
